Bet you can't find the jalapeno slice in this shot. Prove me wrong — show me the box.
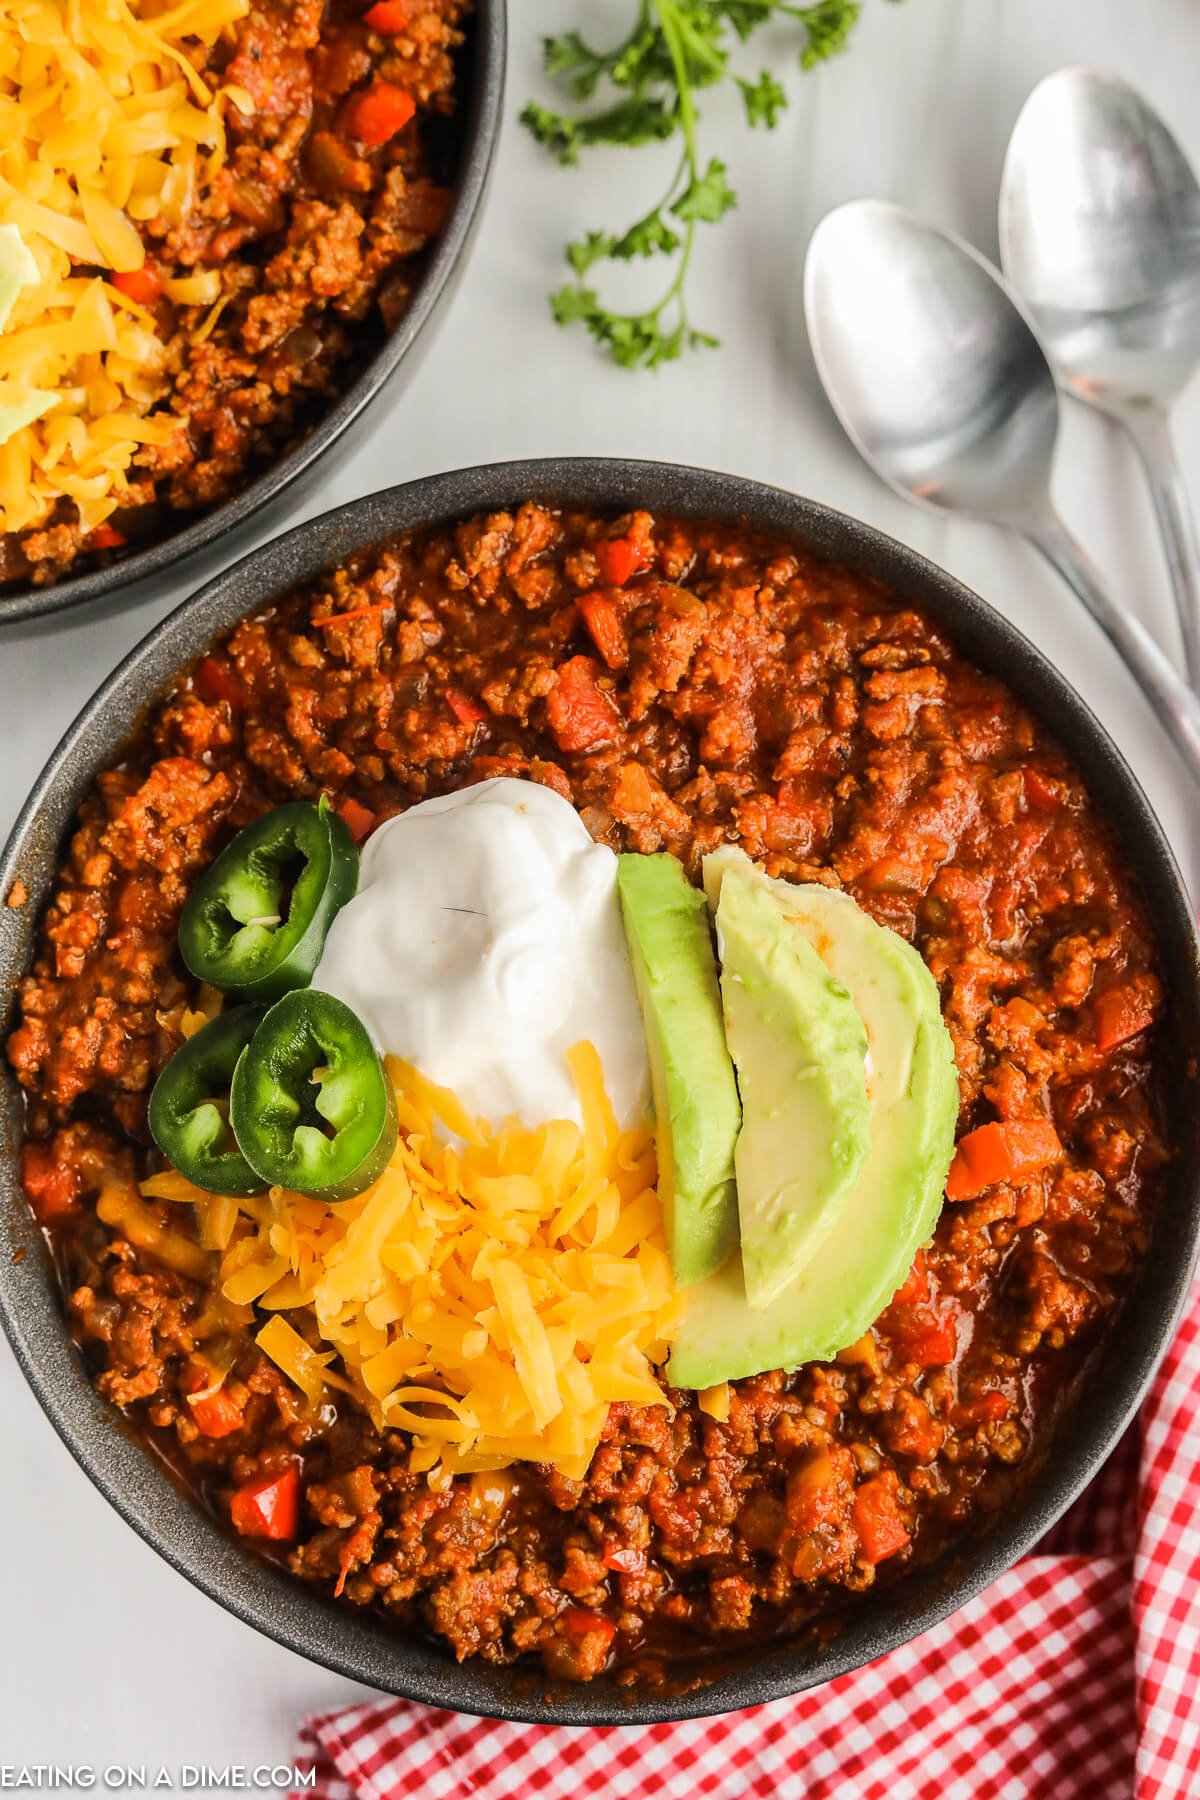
[179,798,358,1003]
[230,990,397,1201]
[148,1006,267,1197]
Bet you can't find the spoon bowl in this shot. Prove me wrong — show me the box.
[1000,66,1200,409]
[805,201,1059,526]
[804,199,1200,790]
[1000,67,1200,684]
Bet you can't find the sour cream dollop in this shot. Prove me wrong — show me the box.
[312,778,651,1129]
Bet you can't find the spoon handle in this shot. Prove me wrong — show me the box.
[1025,513,1200,786]
[1118,408,1200,692]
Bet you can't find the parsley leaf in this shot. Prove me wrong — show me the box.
[522,0,893,370]
[738,70,787,128]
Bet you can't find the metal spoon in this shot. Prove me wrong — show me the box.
[1000,67,1200,685]
[803,199,1200,785]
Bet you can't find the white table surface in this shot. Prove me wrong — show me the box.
[3,0,1198,1785]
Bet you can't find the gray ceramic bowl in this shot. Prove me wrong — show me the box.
[0,1,506,629]
[2,458,1198,1724]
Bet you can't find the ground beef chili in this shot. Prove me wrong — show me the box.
[5,0,465,590]
[8,505,1169,1687]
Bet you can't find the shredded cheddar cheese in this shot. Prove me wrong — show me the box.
[143,1043,686,1482]
[0,0,251,534]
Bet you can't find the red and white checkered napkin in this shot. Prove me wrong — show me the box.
[292,1275,1200,1800]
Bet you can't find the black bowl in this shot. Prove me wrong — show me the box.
[3,459,1198,1723]
[0,1,506,629]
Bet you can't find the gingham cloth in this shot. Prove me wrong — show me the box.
[292,1274,1200,1800]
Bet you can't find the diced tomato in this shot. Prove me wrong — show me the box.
[334,794,377,843]
[342,79,416,147]
[20,1141,80,1223]
[230,1467,300,1540]
[852,1476,911,1564]
[1094,982,1157,1054]
[546,656,620,754]
[890,1250,929,1310]
[861,855,924,895]
[899,1310,959,1368]
[945,1118,1062,1202]
[88,524,127,551]
[602,1545,645,1575]
[785,1449,841,1535]
[577,593,628,670]
[188,1389,244,1438]
[594,536,648,588]
[561,1607,617,1647]
[111,266,163,306]
[363,0,407,27]
[444,686,488,726]
[1023,767,1063,813]
[193,655,246,710]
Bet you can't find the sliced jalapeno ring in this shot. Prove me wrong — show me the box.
[148,1006,267,1198]
[229,989,397,1202]
[179,798,357,1003]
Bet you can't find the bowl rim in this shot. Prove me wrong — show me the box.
[0,0,507,628]
[3,455,1199,1725]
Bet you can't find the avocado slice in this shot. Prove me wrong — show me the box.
[616,853,740,1286]
[715,865,870,1312]
[668,849,958,1388]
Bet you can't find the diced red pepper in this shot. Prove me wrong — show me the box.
[230,1466,300,1540]
[852,1476,911,1564]
[363,0,408,28]
[594,536,648,588]
[601,1545,644,1575]
[444,686,488,726]
[1094,982,1157,1054]
[900,1310,959,1369]
[188,1389,244,1438]
[578,593,628,670]
[890,1250,929,1310]
[111,266,163,306]
[546,656,620,754]
[945,1119,1061,1202]
[1023,767,1063,813]
[193,655,246,710]
[88,524,127,551]
[959,1391,1011,1425]
[334,794,377,843]
[20,1141,80,1223]
[561,1607,617,1647]
[342,79,416,147]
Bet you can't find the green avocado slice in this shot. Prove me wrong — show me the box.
[667,849,958,1389]
[715,865,870,1312]
[616,853,740,1286]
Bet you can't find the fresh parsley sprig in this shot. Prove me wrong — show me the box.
[521,1,882,370]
